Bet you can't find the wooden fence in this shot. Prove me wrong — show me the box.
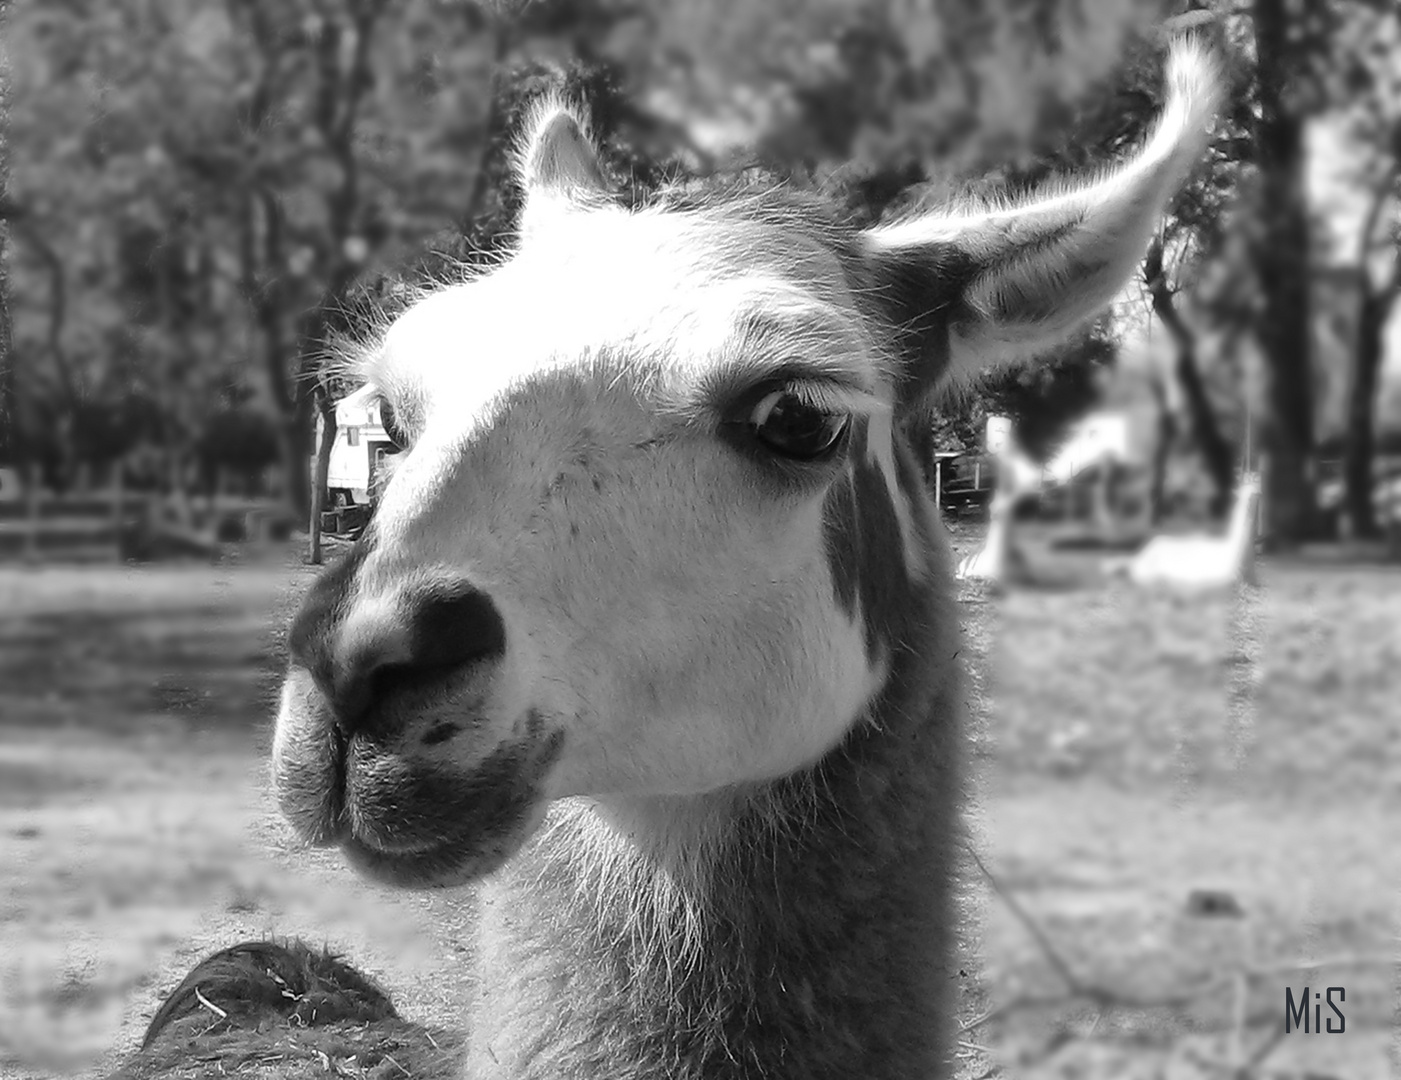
[0,467,298,564]
[0,468,139,563]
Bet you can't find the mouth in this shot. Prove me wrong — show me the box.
[274,717,564,888]
[337,807,550,888]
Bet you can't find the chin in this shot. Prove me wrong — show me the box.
[274,719,566,890]
[338,797,552,888]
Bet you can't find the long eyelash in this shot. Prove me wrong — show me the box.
[782,381,883,417]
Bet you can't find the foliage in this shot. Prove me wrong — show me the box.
[8,0,1394,529]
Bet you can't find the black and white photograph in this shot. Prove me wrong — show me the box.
[0,1,1397,1077]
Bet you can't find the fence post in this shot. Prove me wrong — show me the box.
[112,460,124,563]
[24,463,40,564]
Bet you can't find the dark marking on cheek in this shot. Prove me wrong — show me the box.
[822,472,861,622]
[819,418,916,659]
[891,440,928,538]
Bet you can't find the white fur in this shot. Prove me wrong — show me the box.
[1120,472,1261,590]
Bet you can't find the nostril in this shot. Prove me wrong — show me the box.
[287,568,505,736]
[409,581,507,670]
[336,581,505,733]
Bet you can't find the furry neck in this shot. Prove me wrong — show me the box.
[467,600,963,1080]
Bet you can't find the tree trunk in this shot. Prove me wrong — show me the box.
[281,387,317,525]
[1147,372,1176,525]
[1144,239,1234,517]
[308,390,337,565]
[1252,0,1320,546]
[0,234,14,467]
[1343,281,1389,538]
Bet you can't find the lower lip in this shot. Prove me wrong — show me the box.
[338,830,490,887]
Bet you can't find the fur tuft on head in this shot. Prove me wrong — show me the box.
[515,94,607,197]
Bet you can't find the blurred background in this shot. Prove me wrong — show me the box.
[0,1,1398,1078]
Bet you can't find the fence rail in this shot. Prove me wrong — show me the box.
[0,469,297,564]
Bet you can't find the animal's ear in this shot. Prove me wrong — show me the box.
[861,40,1223,413]
[517,100,609,235]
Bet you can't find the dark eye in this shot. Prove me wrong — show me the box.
[748,390,849,461]
[378,397,410,449]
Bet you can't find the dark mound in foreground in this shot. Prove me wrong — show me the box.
[109,939,464,1080]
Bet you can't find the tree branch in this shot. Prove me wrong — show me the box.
[5,208,80,411]
[461,13,515,225]
[1143,235,1236,510]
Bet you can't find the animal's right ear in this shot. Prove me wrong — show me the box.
[517,101,608,236]
[860,39,1222,416]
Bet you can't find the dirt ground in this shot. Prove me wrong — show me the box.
[0,535,1397,1079]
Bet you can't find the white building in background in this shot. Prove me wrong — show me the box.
[316,386,401,507]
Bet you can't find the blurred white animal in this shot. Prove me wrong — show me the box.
[956,415,1125,584]
[1115,472,1261,590]
[956,490,1029,583]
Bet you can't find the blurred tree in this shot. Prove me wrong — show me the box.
[1333,2,1400,538]
[7,0,1254,519]
[623,0,1167,179]
[0,219,15,470]
[1143,234,1237,514]
[1115,14,1251,517]
[7,3,256,481]
[210,0,487,519]
[0,32,11,472]
[1249,0,1324,543]
[1204,0,1401,542]
[1077,1,1401,538]
[4,0,670,515]
[194,404,283,491]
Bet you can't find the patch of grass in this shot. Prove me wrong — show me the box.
[963,558,1400,1077]
[0,568,307,739]
[1,559,1397,1079]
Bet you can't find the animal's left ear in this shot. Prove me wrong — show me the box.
[517,99,609,236]
[861,40,1223,414]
